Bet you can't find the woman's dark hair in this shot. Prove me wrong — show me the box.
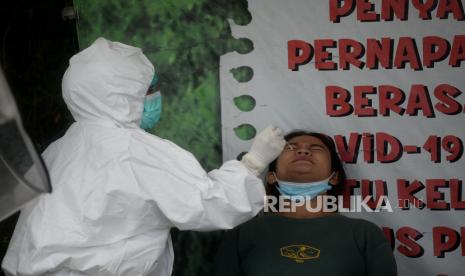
[266,130,346,198]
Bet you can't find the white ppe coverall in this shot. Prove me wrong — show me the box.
[1,38,265,276]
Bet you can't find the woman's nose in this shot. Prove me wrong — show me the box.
[296,147,311,155]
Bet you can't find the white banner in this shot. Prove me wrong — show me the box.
[220,1,465,275]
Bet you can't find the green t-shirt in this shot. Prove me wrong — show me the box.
[214,214,397,276]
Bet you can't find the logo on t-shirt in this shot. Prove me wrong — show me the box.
[280,244,320,263]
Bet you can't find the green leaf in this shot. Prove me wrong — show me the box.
[234,124,256,140]
[230,66,253,82]
[233,95,255,111]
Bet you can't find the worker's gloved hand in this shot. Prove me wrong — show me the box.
[241,125,286,176]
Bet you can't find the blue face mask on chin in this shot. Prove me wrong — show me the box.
[140,91,162,130]
[274,172,334,201]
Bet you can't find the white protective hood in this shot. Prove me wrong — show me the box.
[1,38,265,276]
[62,37,154,128]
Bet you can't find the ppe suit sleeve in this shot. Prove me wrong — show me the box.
[129,132,265,231]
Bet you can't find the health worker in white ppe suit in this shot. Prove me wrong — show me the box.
[1,37,285,276]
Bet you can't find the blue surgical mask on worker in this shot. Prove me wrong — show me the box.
[140,75,162,130]
[274,172,334,201]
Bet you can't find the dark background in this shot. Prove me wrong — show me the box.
[0,0,78,274]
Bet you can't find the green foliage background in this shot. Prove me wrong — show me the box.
[76,0,253,169]
[74,0,253,274]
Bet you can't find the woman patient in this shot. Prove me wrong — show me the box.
[214,131,397,276]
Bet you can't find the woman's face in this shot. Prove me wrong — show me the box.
[274,135,333,183]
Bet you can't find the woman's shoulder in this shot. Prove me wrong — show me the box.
[342,216,390,249]
[226,213,282,237]
[236,213,271,230]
